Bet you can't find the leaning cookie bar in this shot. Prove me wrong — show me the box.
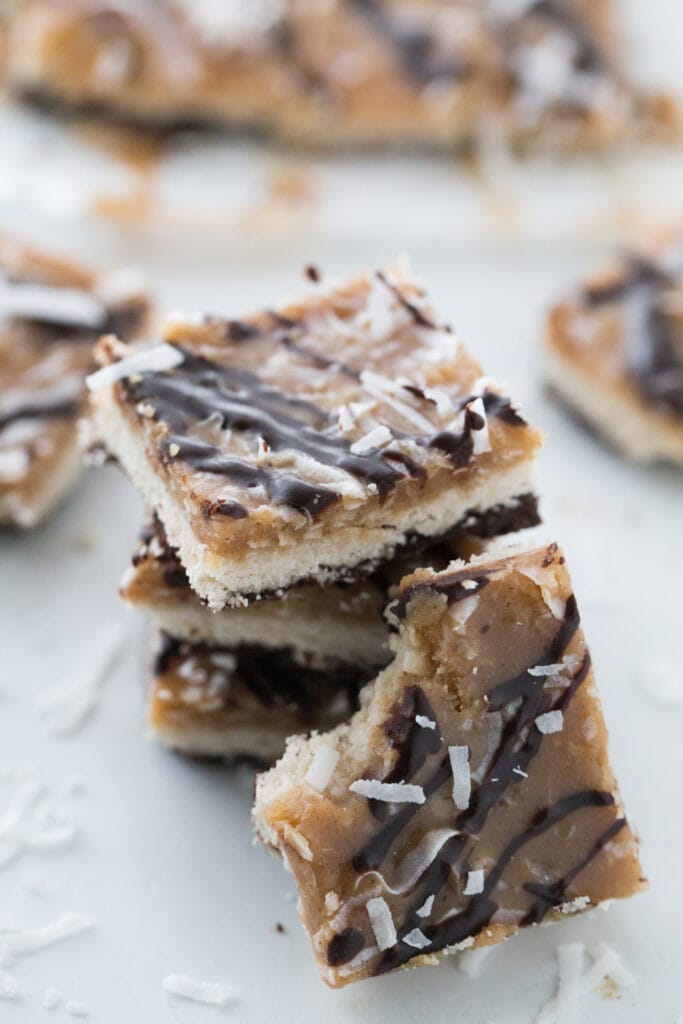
[544,241,683,464]
[2,1,675,151]
[0,234,149,527]
[254,540,643,988]
[88,266,542,608]
[149,632,371,763]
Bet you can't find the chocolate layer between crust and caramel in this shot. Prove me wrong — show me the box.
[0,234,150,527]
[3,1,677,151]
[254,539,644,988]
[544,239,683,465]
[89,265,543,608]
[148,632,372,763]
[120,495,539,660]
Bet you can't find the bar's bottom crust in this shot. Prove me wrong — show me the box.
[544,344,683,466]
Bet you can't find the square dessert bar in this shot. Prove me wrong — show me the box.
[254,540,644,988]
[0,234,149,527]
[3,0,675,150]
[544,240,683,465]
[120,518,535,666]
[149,632,372,763]
[89,265,542,607]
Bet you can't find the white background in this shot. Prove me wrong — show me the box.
[1,2,682,1021]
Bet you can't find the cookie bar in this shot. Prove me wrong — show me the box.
[544,241,683,465]
[254,540,644,988]
[149,632,372,763]
[88,265,543,607]
[0,234,149,528]
[120,503,539,662]
[3,1,675,151]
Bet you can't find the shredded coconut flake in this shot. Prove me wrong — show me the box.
[304,745,339,792]
[65,1000,90,1018]
[282,824,313,862]
[0,912,94,963]
[463,869,484,896]
[535,710,564,735]
[448,746,471,810]
[34,626,124,736]
[416,895,435,919]
[350,425,393,454]
[402,928,431,950]
[536,943,585,1024]
[459,946,491,978]
[86,343,183,392]
[366,897,396,951]
[0,278,105,329]
[0,970,18,1000]
[349,779,425,804]
[42,987,61,1010]
[162,974,234,1007]
[415,715,436,730]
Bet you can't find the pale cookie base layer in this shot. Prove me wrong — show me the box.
[146,717,291,765]
[544,344,683,466]
[130,596,390,668]
[94,383,537,607]
[0,432,83,528]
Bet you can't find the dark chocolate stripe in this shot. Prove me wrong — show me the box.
[0,382,83,430]
[582,254,683,416]
[375,790,616,975]
[391,569,491,622]
[522,816,626,924]
[348,0,469,83]
[526,1,604,75]
[128,348,404,512]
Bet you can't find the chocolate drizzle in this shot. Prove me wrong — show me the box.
[583,254,683,416]
[348,0,469,83]
[328,590,621,975]
[156,635,368,722]
[127,348,406,516]
[391,567,492,622]
[0,381,83,430]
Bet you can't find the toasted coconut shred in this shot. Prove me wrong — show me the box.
[162,974,234,1007]
[536,942,635,1024]
[349,779,426,804]
[86,342,184,392]
[448,745,471,810]
[366,897,397,951]
[305,745,339,793]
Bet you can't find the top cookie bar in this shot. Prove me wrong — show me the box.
[89,265,542,608]
[3,0,676,151]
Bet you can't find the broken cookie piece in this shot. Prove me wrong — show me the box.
[89,265,542,608]
[149,632,372,763]
[253,539,644,988]
[544,240,683,465]
[0,234,149,527]
[2,1,675,151]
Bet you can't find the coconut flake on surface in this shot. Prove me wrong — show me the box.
[0,912,94,963]
[162,974,235,1007]
[65,1001,90,1018]
[349,779,425,804]
[305,745,339,793]
[535,710,564,735]
[402,928,431,950]
[471,712,502,785]
[536,943,585,1024]
[42,987,61,1010]
[463,869,484,896]
[0,970,18,999]
[0,777,78,871]
[34,625,124,736]
[415,714,436,730]
[416,895,435,919]
[282,824,313,862]
[448,746,471,810]
[0,277,105,329]
[512,766,528,778]
[380,829,457,895]
[528,662,567,677]
[0,448,29,483]
[85,343,183,392]
[449,595,479,630]
[466,397,491,455]
[350,425,393,454]
[366,897,397,951]
[582,942,635,993]
[459,945,492,978]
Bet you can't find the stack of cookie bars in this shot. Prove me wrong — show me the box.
[88,265,542,762]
